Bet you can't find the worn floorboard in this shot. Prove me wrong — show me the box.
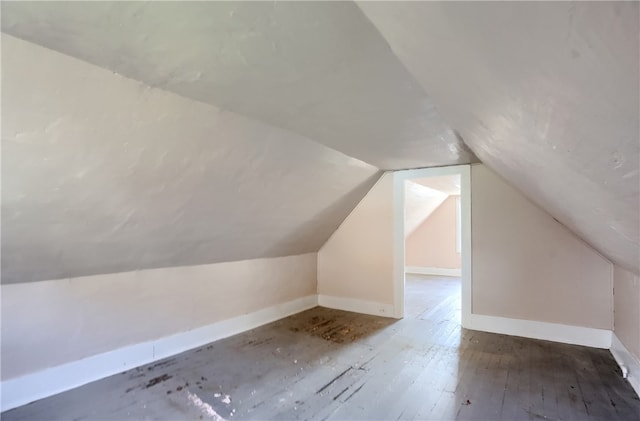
[3,275,639,420]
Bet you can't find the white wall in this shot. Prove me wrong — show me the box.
[1,253,317,381]
[317,172,394,314]
[471,164,612,330]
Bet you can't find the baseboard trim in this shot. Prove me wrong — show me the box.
[2,297,622,411]
[0,295,318,412]
[318,295,394,318]
[610,333,640,397]
[468,313,612,349]
[405,266,461,277]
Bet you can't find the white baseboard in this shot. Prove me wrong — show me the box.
[405,266,461,277]
[0,295,318,412]
[318,295,394,318]
[3,295,623,411]
[610,333,640,397]
[467,313,612,349]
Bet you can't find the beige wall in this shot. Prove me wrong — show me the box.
[1,253,317,380]
[318,164,613,331]
[317,172,394,305]
[614,265,640,359]
[403,181,447,236]
[406,195,461,269]
[471,164,612,329]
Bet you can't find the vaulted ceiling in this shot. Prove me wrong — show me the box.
[2,34,380,283]
[2,1,638,283]
[2,1,473,170]
[357,1,639,275]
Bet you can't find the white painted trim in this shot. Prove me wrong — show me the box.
[393,165,471,325]
[610,333,640,397]
[318,295,394,318]
[455,196,462,254]
[392,171,406,319]
[405,266,461,277]
[467,313,612,349]
[0,295,318,412]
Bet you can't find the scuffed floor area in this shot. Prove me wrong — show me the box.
[3,276,639,420]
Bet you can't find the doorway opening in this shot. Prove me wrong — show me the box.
[392,165,471,328]
[404,174,461,321]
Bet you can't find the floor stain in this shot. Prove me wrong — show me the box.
[145,374,172,389]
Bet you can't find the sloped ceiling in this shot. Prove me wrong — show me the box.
[1,1,474,170]
[1,34,380,283]
[357,1,639,274]
[2,1,638,282]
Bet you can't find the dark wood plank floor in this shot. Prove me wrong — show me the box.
[3,275,639,420]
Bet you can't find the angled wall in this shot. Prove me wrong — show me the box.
[1,34,379,284]
[358,1,639,275]
[317,173,395,316]
[2,1,475,171]
[0,33,378,410]
[403,181,448,236]
[318,164,613,348]
[406,196,461,270]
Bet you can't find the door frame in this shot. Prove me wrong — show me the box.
[392,164,472,327]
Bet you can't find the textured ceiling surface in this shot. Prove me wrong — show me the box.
[1,35,380,283]
[358,1,639,274]
[2,1,638,283]
[1,1,474,170]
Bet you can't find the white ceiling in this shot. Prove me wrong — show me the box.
[358,1,639,274]
[2,1,638,281]
[1,1,474,170]
[1,35,380,283]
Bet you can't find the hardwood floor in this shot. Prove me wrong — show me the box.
[4,275,639,420]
